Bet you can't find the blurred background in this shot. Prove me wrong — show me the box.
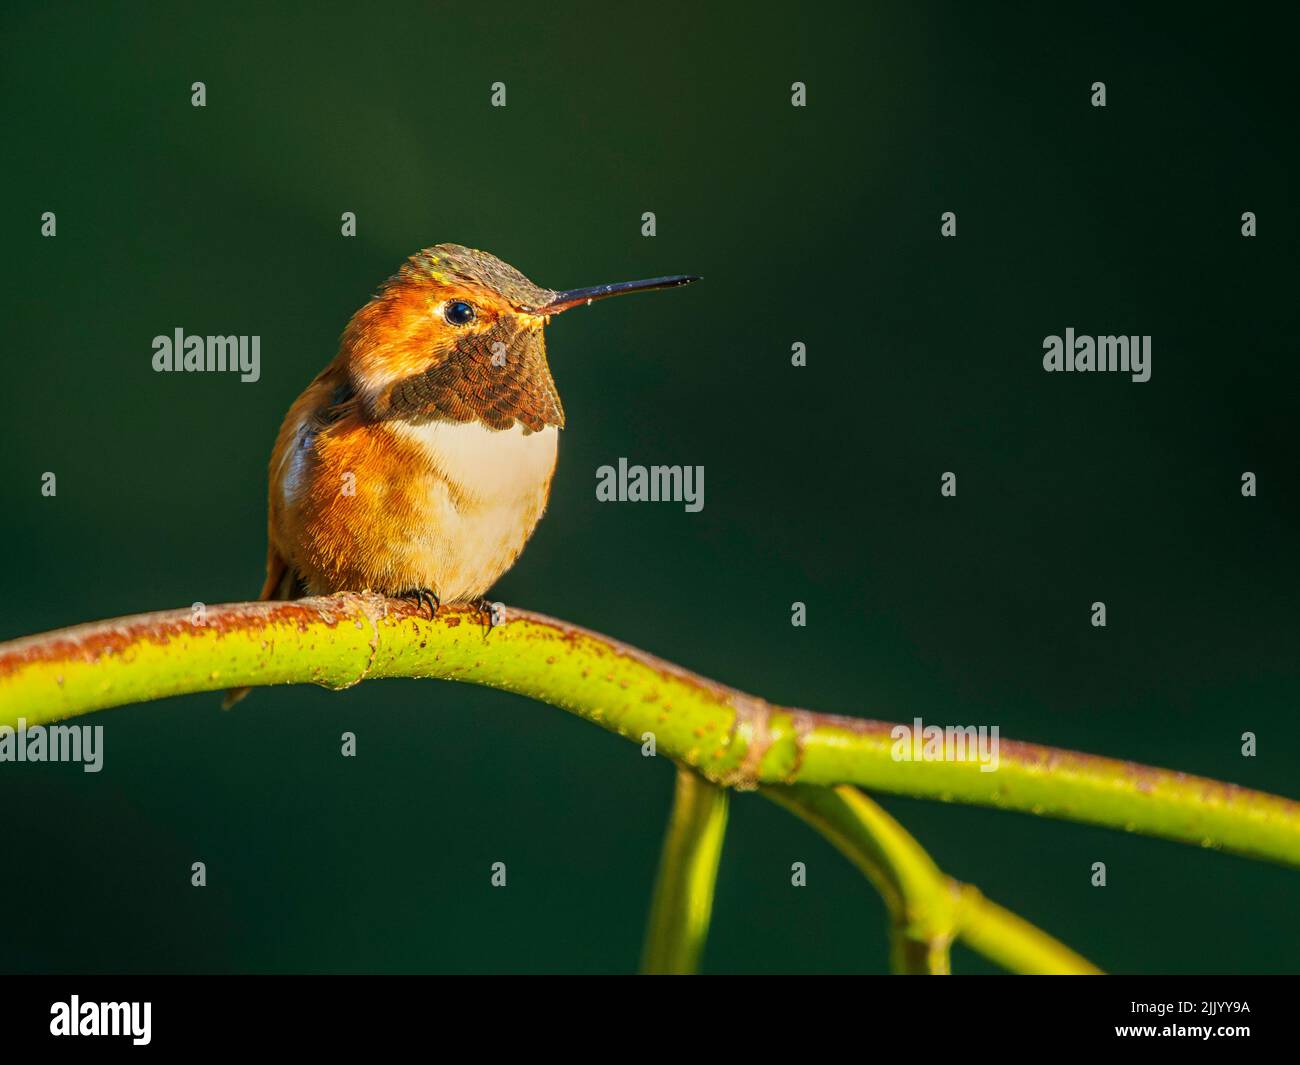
[1,1,1296,973]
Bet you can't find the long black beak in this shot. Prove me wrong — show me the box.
[536,274,700,315]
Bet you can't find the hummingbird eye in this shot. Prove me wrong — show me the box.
[444,300,476,326]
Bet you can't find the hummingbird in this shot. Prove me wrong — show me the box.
[223,244,696,706]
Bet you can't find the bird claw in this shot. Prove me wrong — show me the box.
[473,598,506,633]
[401,588,441,619]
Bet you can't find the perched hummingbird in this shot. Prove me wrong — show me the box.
[224,245,696,705]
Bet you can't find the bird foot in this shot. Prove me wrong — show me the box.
[399,588,441,619]
[472,598,506,632]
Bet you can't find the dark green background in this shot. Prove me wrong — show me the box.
[2,1,1296,973]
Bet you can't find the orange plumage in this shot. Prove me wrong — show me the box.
[224,244,696,706]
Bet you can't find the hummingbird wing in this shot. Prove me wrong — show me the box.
[223,364,352,709]
[256,545,300,601]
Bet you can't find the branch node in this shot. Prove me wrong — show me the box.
[325,591,386,691]
[717,694,772,791]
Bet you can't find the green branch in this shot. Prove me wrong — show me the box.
[2,594,1298,868]
[764,784,1101,974]
[641,766,730,974]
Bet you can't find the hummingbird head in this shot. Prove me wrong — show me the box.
[341,243,699,433]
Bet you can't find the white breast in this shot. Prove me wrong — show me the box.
[392,420,559,505]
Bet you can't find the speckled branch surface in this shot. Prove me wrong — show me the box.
[2,593,1298,868]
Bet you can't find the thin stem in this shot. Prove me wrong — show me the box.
[957,890,1102,975]
[763,784,1102,974]
[2,594,1299,868]
[641,766,730,974]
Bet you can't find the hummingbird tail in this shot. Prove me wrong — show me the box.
[220,549,298,710]
[220,686,250,711]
